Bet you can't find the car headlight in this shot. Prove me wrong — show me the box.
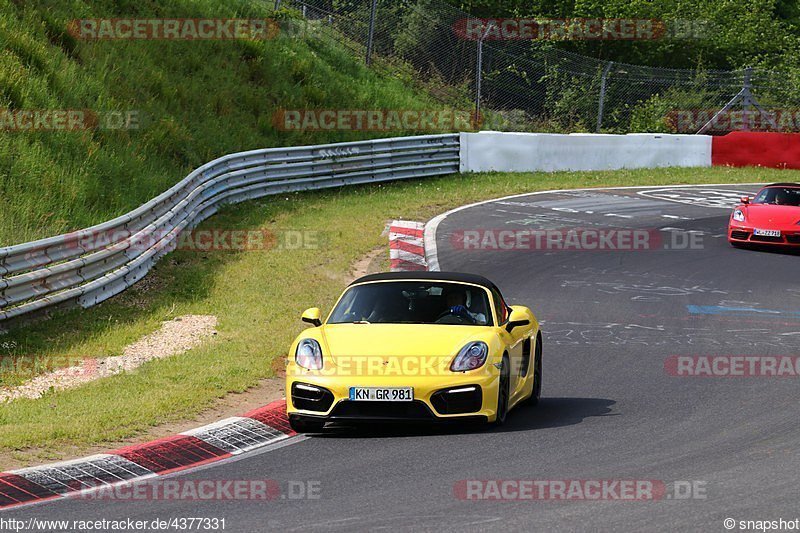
[733,209,745,222]
[295,339,323,370]
[451,341,489,372]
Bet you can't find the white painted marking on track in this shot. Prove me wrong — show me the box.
[423,183,765,271]
[638,188,755,209]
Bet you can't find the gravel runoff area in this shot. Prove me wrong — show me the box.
[0,315,218,403]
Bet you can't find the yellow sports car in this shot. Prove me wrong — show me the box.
[286,271,542,432]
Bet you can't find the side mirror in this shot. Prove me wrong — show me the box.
[740,196,750,204]
[505,307,530,333]
[301,307,322,327]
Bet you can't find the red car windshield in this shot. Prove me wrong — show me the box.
[753,187,800,206]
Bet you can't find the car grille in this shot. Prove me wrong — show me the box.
[786,234,800,244]
[751,234,784,243]
[329,400,434,420]
[730,230,750,241]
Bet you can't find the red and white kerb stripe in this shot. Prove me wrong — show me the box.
[0,401,294,509]
[389,221,427,272]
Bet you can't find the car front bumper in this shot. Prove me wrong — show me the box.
[728,225,800,246]
[286,371,499,423]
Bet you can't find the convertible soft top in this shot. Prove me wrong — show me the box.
[351,271,501,293]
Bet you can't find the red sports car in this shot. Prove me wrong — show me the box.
[728,183,800,247]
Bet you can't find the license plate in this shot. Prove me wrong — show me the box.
[349,387,413,401]
[754,228,781,237]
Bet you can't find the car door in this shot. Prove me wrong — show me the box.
[492,288,526,400]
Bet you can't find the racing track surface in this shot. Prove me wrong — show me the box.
[7,184,800,532]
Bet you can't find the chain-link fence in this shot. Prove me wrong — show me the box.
[275,0,800,134]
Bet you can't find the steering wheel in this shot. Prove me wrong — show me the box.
[434,308,476,325]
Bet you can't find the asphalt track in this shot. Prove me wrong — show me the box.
[7,184,800,532]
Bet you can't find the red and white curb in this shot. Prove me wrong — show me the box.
[388,220,427,272]
[0,400,293,510]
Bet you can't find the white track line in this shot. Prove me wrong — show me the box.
[424,183,764,271]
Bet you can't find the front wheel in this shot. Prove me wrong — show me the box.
[526,334,542,406]
[493,356,510,426]
[289,417,325,433]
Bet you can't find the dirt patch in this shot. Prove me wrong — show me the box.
[0,315,218,403]
[349,245,388,282]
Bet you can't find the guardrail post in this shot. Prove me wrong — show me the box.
[274,0,282,10]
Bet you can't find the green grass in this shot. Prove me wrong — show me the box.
[1,165,798,458]
[2,0,799,463]
[0,0,450,245]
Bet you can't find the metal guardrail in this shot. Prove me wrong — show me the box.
[0,134,460,324]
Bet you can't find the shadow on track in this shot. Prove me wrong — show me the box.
[730,243,800,256]
[313,397,616,439]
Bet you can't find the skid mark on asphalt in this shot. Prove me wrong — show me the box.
[561,280,728,299]
[687,305,800,319]
[542,320,800,348]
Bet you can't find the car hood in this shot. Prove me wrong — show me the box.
[320,323,490,359]
[742,205,800,227]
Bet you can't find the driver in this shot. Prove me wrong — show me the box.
[775,189,791,205]
[442,290,485,324]
[366,294,405,323]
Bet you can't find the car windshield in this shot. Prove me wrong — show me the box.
[328,281,493,326]
[753,187,800,206]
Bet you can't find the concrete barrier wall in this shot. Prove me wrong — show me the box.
[460,132,713,173]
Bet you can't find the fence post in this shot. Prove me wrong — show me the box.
[741,67,753,131]
[366,0,378,66]
[596,61,613,132]
[475,22,495,125]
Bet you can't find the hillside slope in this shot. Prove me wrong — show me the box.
[0,0,440,245]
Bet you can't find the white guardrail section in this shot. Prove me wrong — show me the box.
[459,132,713,173]
[0,134,459,323]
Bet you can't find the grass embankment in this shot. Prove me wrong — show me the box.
[2,165,799,463]
[0,0,446,245]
